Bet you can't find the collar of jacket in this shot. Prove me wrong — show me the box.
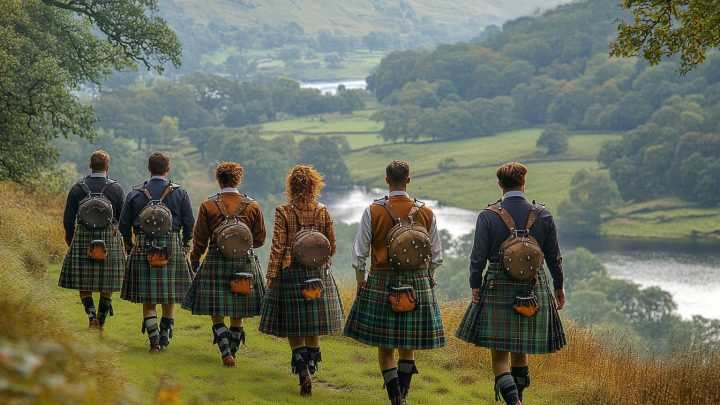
[220,187,240,194]
[389,190,409,197]
[502,191,525,200]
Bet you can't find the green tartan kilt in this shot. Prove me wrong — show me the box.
[344,269,446,350]
[259,266,345,338]
[455,263,567,354]
[120,232,191,304]
[182,247,266,317]
[58,224,125,292]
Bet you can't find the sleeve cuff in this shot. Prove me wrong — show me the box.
[469,272,483,289]
[354,267,368,283]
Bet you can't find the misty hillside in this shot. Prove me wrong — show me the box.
[155,0,568,77]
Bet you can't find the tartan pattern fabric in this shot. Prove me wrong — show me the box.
[343,269,446,350]
[120,232,191,304]
[259,266,345,337]
[182,247,266,317]
[455,263,566,354]
[266,203,335,279]
[59,224,125,292]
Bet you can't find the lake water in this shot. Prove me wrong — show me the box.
[300,79,367,95]
[324,187,720,319]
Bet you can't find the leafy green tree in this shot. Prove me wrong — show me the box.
[537,124,570,154]
[0,0,180,183]
[557,170,621,236]
[298,137,351,189]
[562,248,608,293]
[610,0,720,74]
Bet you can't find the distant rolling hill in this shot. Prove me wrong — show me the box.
[154,0,570,78]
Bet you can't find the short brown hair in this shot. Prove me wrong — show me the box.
[286,165,325,206]
[386,160,410,184]
[89,150,110,172]
[497,162,527,189]
[148,151,170,176]
[215,162,244,188]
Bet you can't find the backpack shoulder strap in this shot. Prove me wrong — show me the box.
[210,193,230,218]
[160,185,174,201]
[232,196,254,218]
[100,178,116,194]
[486,202,518,232]
[373,196,400,224]
[78,178,91,196]
[408,199,425,223]
[525,201,545,231]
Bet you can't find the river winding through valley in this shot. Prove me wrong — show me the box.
[324,187,720,320]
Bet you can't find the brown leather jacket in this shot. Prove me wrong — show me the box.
[190,193,266,267]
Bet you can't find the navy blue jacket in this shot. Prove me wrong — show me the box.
[118,178,194,247]
[63,175,125,244]
[469,195,564,290]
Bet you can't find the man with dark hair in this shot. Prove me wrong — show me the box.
[456,162,566,405]
[120,151,195,353]
[345,160,445,405]
[60,150,126,329]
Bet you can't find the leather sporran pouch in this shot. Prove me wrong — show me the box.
[230,272,254,295]
[513,294,540,317]
[87,240,108,261]
[301,278,324,301]
[389,285,417,313]
[146,244,170,267]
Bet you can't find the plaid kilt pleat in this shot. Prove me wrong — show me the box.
[120,232,191,304]
[59,224,125,292]
[259,267,345,337]
[182,247,265,317]
[455,263,567,354]
[343,269,446,350]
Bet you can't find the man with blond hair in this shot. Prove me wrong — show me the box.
[60,150,126,329]
[456,162,566,405]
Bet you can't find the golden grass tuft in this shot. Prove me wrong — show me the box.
[0,182,132,404]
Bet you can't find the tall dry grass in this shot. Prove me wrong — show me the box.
[0,182,132,404]
[339,281,720,404]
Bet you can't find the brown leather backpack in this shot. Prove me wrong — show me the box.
[138,185,175,237]
[375,198,432,271]
[487,202,545,282]
[211,194,254,259]
[77,178,115,230]
[290,205,332,269]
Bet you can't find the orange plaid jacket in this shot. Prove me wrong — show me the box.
[266,202,336,279]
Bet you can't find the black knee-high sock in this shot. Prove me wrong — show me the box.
[142,316,160,348]
[81,296,96,319]
[159,317,174,349]
[212,323,232,359]
[511,366,530,401]
[306,347,321,374]
[382,367,401,400]
[229,326,245,357]
[397,359,418,397]
[97,297,113,326]
[495,372,520,405]
[291,347,309,377]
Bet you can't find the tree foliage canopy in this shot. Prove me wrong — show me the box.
[610,0,720,75]
[0,0,180,183]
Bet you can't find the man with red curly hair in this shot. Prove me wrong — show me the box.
[182,162,266,367]
[456,162,566,405]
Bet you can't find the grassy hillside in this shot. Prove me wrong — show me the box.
[163,0,565,38]
[344,129,618,211]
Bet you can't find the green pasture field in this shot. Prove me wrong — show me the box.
[45,265,570,405]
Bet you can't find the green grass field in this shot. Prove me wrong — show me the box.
[344,129,618,210]
[45,265,571,404]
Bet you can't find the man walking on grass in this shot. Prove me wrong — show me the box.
[120,152,194,353]
[345,160,445,405]
[456,162,566,405]
[60,150,126,329]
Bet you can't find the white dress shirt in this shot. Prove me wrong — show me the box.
[351,191,443,282]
